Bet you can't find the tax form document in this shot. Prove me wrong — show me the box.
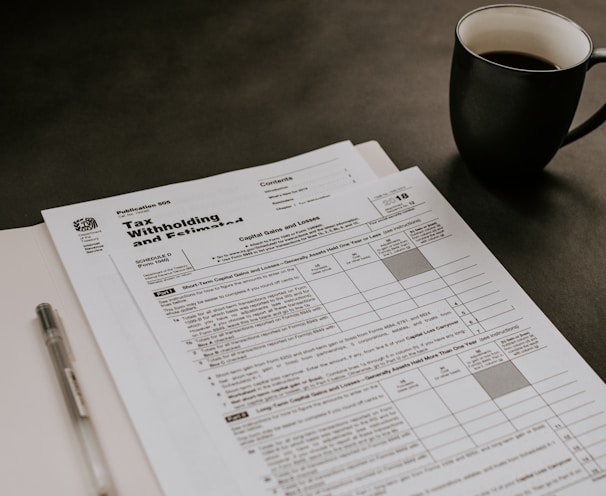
[41,142,380,496]
[113,167,606,496]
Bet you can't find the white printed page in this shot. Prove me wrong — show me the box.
[41,142,380,496]
[113,167,606,496]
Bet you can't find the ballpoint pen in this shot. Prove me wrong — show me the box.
[36,303,113,496]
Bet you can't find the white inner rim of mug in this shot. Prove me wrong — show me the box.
[457,4,592,70]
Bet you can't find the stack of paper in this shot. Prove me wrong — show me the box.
[3,141,605,495]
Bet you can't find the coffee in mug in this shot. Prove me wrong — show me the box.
[449,4,606,180]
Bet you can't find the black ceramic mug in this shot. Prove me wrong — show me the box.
[450,4,606,180]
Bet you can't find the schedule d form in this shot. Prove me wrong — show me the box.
[113,167,606,496]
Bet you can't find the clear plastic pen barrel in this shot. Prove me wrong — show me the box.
[36,303,113,496]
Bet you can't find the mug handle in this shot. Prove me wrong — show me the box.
[562,48,606,146]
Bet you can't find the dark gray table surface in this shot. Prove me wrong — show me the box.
[1,0,605,380]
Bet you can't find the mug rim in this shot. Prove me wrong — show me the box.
[456,3,593,72]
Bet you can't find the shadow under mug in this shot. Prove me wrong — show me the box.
[450,4,606,180]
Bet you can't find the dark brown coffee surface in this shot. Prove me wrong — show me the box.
[481,51,559,70]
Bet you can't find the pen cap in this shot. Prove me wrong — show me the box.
[36,302,60,330]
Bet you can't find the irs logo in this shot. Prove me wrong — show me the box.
[73,218,98,232]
